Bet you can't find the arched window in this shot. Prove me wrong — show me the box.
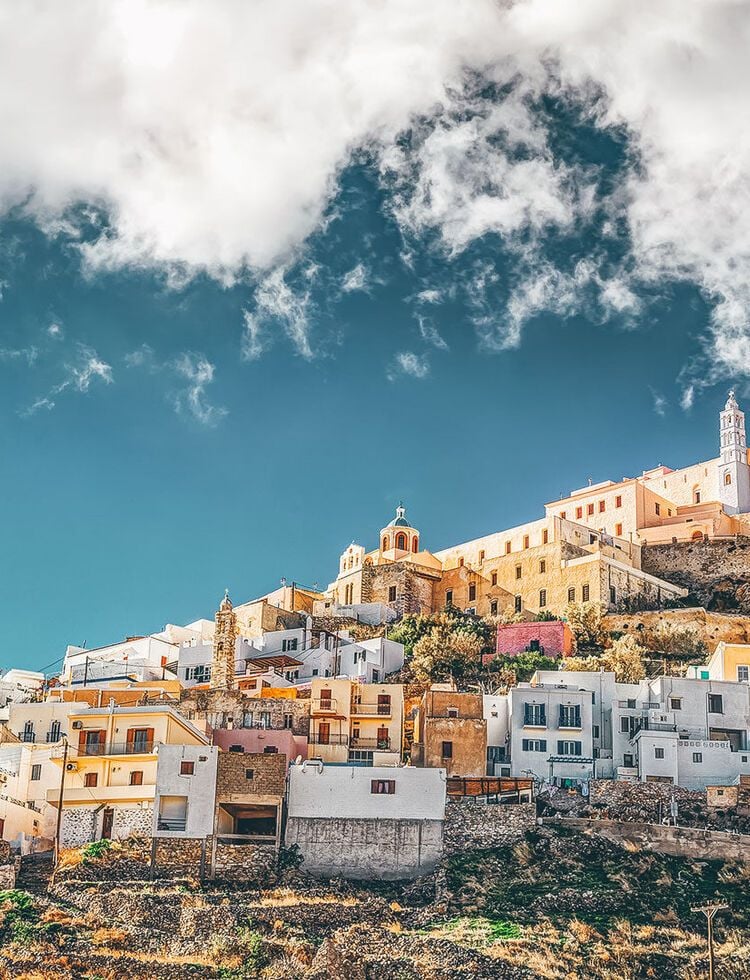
[382,536,390,551]
[412,537,418,553]
[725,472,732,486]
[395,532,407,550]
[691,530,704,541]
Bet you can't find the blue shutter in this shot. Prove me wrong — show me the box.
[540,740,547,752]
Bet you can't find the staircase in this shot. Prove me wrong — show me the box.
[15,851,54,896]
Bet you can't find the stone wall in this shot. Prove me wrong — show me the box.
[360,560,437,617]
[544,816,750,863]
[178,689,310,736]
[59,805,153,848]
[443,800,536,854]
[112,805,153,840]
[285,816,443,880]
[641,537,750,611]
[151,835,278,883]
[60,807,99,848]
[217,750,286,798]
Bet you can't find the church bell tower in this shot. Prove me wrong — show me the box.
[718,391,750,515]
[210,590,238,689]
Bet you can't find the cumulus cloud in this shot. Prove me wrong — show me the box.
[2,1,750,392]
[387,351,430,381]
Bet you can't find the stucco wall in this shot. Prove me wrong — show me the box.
[285,816,443,879]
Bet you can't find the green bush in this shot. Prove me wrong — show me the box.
[81,839,112,862]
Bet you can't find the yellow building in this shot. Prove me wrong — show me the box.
[308,678,404,766]
[49,704,208,848]
[698,642,750,684]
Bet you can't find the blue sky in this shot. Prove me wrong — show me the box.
[0,2,748,672]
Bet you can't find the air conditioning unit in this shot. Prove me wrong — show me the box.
[72,721,83,729]
[66,762,78,772]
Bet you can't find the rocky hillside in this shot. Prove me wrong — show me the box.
[2,825,748,979]
[642,537,750,613]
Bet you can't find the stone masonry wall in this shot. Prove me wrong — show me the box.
[217,751,286,798]
[642,537,750,611]
[60,807,99,848]
[361,561,437,617]
[443,800,536,854]
[112,805,153,840]
[178,690,310,736]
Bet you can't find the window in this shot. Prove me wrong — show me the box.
[557,740,582,756]
[490,600,498,615]
[655,503,661,516]
[587,503,594,516]
[654,747,665,759]
[263,746,279,754]
[447,707,459,718]
[505,542,512,555]
[180,761,195,775]
[30,764,41,781]
[523,703,546,727]
[615,495,622,508]
[692,752,703,764]
[627,699,636,708]
[609,585,616,605]
[283,713,293,729]
[708,694,724,714]
[514,595,522,613]
[567,587,575,603]
[468,583,476,602]
[669,698,682,710]
[491,572,497,586]
[441,741,453,759]
[523,535,530,549]
[560,511,566,520]
[695,490,701,504]
[48,720,61,742]
[599,501,605,513]
[229,744,243,753]
[623,753,634,767]
[576,506,583,520]
[382,535,389,551]
[615,523,623,537]
[22,721,35,743]
[592,725,600,739]
[445,589,453,606]
[725,472,732,486]
[130,770,144,786]
[542,529,549,544]
[559,705,581,728]
[458,557,464,567]
[539,560,546,574]
[371,779,395,794]
[521,739,547,752]
[515,564,522,580]
[620,717,631,733]
[479,550,485,562]
[282,638,298,652]
[582,584,590,602]
[539,589,547,608]
[738,666,749,682]
[245,769,254,780]
[388,586,397,602]
[84,772,98,787]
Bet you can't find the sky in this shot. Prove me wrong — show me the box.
[1,1,750,673]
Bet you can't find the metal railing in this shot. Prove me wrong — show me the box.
[78,740,156,756]
[350,737,391,750]
[157,818,186,832]
[308,734,348,746]
[312,699,338,713]
[351,702,392,716]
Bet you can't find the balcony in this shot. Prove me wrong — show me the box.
[308,734,349,746]
[312,698,338,714]
[157,817,187,832]
[351,702,392,717]
[350,737,391,750]
[76,740,156,757]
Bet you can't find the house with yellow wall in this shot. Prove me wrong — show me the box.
[693,643,750,684]
[49,704,208,848]
[309,678,403,767]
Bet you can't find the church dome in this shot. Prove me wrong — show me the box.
[388,504,412,528]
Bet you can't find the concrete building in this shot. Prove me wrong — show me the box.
[308,678,404,767]
[690,642,750,684]
[0,670,45,711]
[285,761,446,879]
[49,704,208,847]
[411,686,487,778]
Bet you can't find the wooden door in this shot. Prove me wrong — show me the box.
[101,808,114,840]
[318,722,330,745]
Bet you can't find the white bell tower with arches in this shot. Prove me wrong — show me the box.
[718,390,750,515]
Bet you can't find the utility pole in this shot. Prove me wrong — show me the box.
[54,735,69,866]
[691,902,728,980]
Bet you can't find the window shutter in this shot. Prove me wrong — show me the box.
[126,728,136,750]
[540,740,547,751]
[145,727,155,747]
[522,739,529,751]
[78,730,88,753]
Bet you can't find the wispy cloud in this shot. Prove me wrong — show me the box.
[23,343,113,416]
[341,263,369,294]
[242,266,314,361]
[650,388,668,417]
[417,315,449,351]
[125,344,227,427]
[387,351,430,381]
[0,346,38,366]
[47,322,64,340]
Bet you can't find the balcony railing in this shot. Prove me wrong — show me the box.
[308,734,348,746]
[312,699,338,713]
[78,740,156,756]
[350,737,391,750]
[351,702,392,717]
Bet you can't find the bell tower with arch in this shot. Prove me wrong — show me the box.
[718,390,750,515]
[380,503,420,556]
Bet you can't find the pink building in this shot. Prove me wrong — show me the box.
[211,728,308,768]
[484,620,574,663]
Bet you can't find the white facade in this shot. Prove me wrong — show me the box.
[287,762,446,821]
[508,682,595,783]
[483,694,510,776]
[152,744,219,837]
[62,634,179,686]
[718,391,750,515]
[0,670,45,710]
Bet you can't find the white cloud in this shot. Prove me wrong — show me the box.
[388,351,430,381]
[341,263,369,294]
[0,346,38,365]
[651,388,668,417]
[23,343,113,415]
[681,384,695,412]
[243,267,314,360]
[47,322,64,339]
[417,315,449,351]
[0,1,750,390]
[171,352,227,427]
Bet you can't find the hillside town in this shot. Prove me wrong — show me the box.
[1,393,750,977]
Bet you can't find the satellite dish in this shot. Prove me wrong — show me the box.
[294,754,303,766]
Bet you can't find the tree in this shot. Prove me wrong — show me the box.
[565,602,609,652]
[484,651,561,684]
[410,620,483,684]
[563,634,646,683]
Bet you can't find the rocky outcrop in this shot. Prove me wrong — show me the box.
[641,537,750,611]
